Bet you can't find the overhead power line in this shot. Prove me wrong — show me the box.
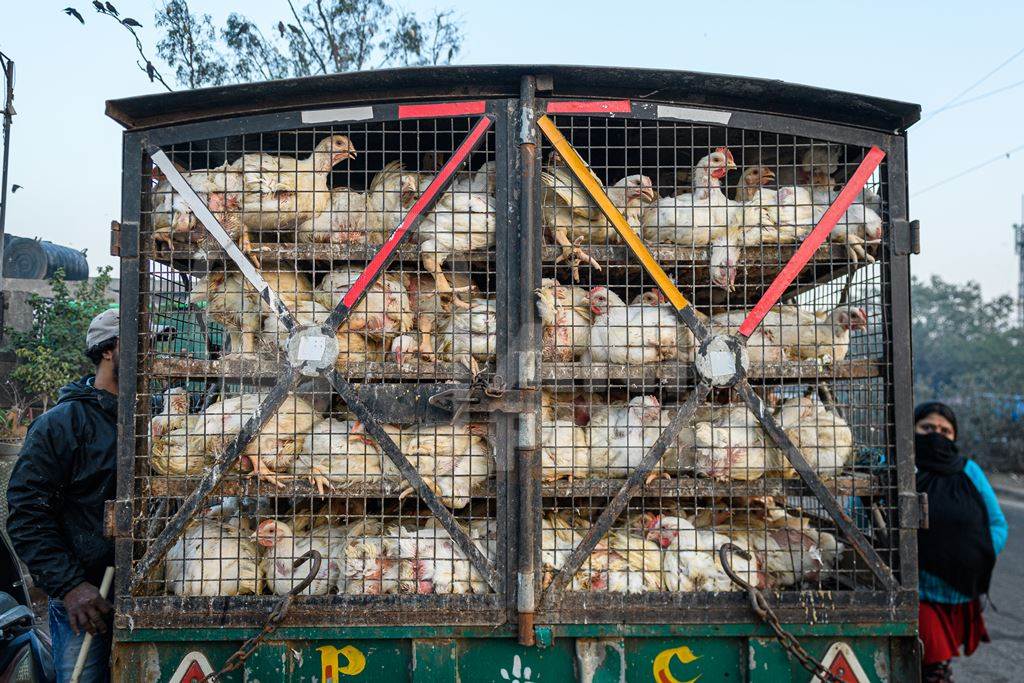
[912,142,1024,197]
[920,45,1024,123]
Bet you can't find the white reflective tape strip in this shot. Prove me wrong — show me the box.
[297,336,327,362]
[656,105,732,125]
[301,106,375,123]
[709,350,736,377]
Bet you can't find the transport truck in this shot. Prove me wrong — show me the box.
[104,65,921,682]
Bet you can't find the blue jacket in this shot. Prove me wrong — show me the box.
[919,460,1008,604]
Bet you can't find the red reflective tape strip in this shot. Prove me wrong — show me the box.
[341,116,493,307]
[546,99,632,114]
[737,145,886,337]
[398,100,487,118]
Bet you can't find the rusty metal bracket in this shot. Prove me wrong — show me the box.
[104,499,133,539]
[427,375,538,421]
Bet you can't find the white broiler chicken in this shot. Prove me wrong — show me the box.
[314,267,415,343]
[643,514,760,592]
[712,304,868,365]
[150,393,261,476]
[535,278,593,362]
[254,518,346,595]
[399,422,494,510]
[150,386,191,441]
[435,296,497,375]
[295,161,420,244]
[291,418,398,494]
[340,520,402,595]
[807,168,883,262]
[190,272,262,358]
[396,273,477,360]
[165,506,262,596]
[691,405,778,481]
[150,163,244,250]
[774,396,854,476]
[182,392,319,487]
[540,391,594,482]
[734,514,842,588]
[540,512,597,591]
[417,178,496,305]
[230,134,357,231]
[583,287,681,365]
[397,518,495,595]
[602,529,664,593]
[541,160,656,280]
[641,148,736,246]
[589,395,666,480]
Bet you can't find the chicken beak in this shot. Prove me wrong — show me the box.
[761,169,775,184]
[640,186,657,202]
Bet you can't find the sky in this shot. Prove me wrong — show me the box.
[2,1,1024,298]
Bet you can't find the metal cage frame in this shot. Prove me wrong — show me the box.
[109,69,919,633]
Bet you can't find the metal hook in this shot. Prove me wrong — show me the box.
[288,549,323,595]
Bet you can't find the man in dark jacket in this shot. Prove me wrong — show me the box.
[7,308,119,683]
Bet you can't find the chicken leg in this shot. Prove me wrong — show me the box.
[553,230,602,282]
[422,254,472,310]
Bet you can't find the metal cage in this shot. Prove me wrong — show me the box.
[108,67,919,635]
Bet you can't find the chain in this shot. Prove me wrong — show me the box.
[719,544,843,683]
[203,550,322,683]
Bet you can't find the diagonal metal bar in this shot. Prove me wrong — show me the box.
[543,384,711,600]
[323,115,494,332]
[536,115,709,342]
[326,371,500,590]
[130,365,301,592]
[734,381,898,589]
[149,148,298,332]
[736,146,886,338]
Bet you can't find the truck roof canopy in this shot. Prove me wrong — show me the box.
[105,64,920,133]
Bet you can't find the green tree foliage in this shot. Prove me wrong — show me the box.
[912,275,1024,470]
[64,0,464,90]
[5,268,114,411]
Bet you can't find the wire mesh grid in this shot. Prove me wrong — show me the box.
[535,112,896,603]
[123,100,905,623]
[134,113,504,603]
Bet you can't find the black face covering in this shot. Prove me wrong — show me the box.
[916,433,995,599]
[915,432,965,474]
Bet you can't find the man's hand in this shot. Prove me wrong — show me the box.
[63,582,112,636]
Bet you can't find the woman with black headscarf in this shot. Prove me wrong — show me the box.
[915,402,1008,682]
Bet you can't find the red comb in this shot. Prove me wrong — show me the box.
[715,147,735,162]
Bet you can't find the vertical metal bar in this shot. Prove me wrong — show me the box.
[885,137,918,589]
[493,99,515,616]
[115,134,143,601]
[515,75,542,646]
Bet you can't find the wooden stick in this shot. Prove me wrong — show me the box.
[70,566,114,683]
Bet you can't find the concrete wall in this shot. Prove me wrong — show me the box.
[2,277,121,333]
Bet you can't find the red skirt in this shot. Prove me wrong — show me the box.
[919,600,990,665]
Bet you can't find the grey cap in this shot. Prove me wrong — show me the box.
[86,308,119,351]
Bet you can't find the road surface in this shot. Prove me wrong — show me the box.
[956,492,1023,681]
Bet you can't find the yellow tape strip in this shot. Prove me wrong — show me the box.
[536,115,690,312]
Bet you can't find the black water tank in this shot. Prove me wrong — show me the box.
[2,235,90,280]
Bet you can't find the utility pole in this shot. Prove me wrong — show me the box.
[1016,195,1024,327]
[0,52,14,337]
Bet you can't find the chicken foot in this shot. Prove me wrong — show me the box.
[247,457,289,489]
[422,254,472,309]
[554,230,602,282]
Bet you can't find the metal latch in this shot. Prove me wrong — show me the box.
[898,491,927,529]
[109,220,121,257]
[892,219,920,255]
[428,375,536,422]
[104,499,133,539]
